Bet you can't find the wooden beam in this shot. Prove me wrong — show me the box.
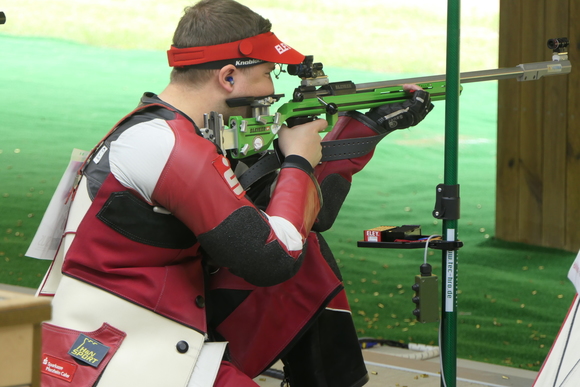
[565,0,580,251]
[497,0,578,252]
[516,0,545,245]
[541,1,569,248]
[496,0,523,243]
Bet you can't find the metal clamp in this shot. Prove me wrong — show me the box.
[433,184,460,220]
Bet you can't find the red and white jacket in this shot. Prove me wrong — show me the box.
[62,93,323,332]
[43,93,325,386]
[44,92,381,387]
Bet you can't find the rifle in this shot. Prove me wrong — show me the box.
[200,38,571,161]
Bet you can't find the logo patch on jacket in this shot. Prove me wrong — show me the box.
[68,334,110,367]
[213,155,245,199]
[41,354,77,381]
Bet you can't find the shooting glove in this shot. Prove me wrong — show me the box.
[349,89,434,134]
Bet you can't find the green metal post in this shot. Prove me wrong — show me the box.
[441,1,461,386]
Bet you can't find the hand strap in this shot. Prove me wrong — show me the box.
[238,134,385,190]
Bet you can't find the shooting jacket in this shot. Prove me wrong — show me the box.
[43,93,323,386]
[42,92,378,387]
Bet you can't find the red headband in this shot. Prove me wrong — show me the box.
[167,32,305,68]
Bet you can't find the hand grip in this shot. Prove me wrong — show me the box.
[285,116,316,128]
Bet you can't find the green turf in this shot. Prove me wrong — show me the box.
[0,34,577,373]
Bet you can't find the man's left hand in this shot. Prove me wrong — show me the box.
[365,87,434,133]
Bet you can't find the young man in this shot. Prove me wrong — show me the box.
[38,1,432,386]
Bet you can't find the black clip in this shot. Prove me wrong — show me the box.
[433,184,460,220]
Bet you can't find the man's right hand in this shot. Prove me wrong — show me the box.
[277,119,327,168]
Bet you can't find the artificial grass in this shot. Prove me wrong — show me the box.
[0,35,577,372]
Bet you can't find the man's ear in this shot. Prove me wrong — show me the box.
[218,65,237,92]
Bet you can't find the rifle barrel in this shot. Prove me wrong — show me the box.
[356,60,572,91]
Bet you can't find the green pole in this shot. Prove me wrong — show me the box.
[441,0,460,386]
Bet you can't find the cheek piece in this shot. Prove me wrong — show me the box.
[167,32,305,69]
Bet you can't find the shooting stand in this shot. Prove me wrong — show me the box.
[356,1,571,385]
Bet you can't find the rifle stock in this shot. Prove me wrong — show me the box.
[220,79,449,159]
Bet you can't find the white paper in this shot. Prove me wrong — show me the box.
[444,229,456,312]
[567,250,580,294]
[26,148,88,260]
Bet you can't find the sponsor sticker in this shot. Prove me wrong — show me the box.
[41,354,77,382]
[68,334,110,368]
[235,59,263,67]
[93,145,108,164]
[212,155,245,199]
[275,43,291,54]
